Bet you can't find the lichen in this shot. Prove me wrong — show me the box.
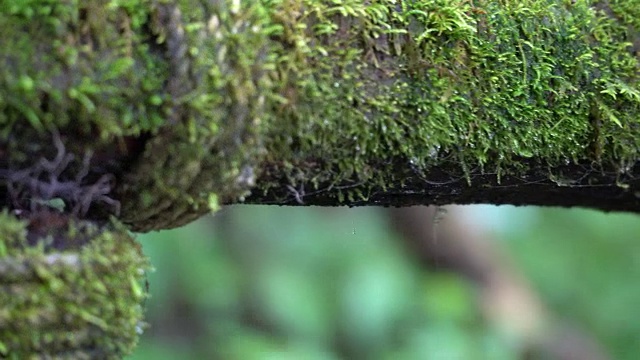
[1,129,120,218]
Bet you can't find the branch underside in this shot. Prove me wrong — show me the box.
[244,159,640,212]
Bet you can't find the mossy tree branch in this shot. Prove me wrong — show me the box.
[243,0,640,212]
[3,0,640,232]
[1,0,640,357]
[2,0,640,227]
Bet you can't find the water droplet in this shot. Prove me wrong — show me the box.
[429,146,439,157]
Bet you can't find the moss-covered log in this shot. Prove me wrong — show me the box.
[248,0,640,212]
[1,0,640,357]
[2,0,640,226]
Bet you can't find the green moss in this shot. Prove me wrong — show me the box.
[0,1,274,231]
[118,0,275,231]
[2,0,639,226]
[259,0,640,200]
[0,0,167,138]
[0,211,150,358]
[608,0,640,30]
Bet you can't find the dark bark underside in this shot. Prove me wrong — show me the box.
[243,159,640,212]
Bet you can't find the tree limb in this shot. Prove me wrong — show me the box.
[1,1,639,226]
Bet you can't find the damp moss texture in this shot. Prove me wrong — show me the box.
[0,211,150,358]
[1,0,640,230]
[259,0,640,200]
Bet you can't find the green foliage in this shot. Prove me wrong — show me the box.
[133,206,640,359]
[132,207,518,359]
[506,207,640,360]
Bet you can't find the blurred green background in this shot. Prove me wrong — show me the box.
[128,205,640,360]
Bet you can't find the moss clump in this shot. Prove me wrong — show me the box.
[0,0,167,138]
[117,0,275,231]
[259,0,640,201]
[0,211,150,358]
[0,1,274,231]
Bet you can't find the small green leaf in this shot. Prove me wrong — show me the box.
[32,198,66,212]
[208,193,221,212]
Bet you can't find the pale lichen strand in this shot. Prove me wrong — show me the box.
[258,0,640,202]
[1,129,121,218]
[0,211,149,357]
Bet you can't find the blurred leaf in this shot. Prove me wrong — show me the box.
[421,273,475,322]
